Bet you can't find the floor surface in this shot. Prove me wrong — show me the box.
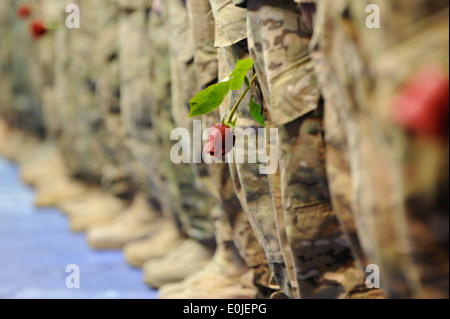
[0,156,158,299]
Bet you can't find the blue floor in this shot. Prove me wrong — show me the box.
[0,156,158,299]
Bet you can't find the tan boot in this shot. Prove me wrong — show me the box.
[86,193,160,249]
[0,128,41,163]
[142,239,213,288]
[0,119,8,150]
[15,134,42,164]
[34,177,89,207]
[123,220,184,268]
[68,191,127,232]
[158,244,258,299]
[0,126,23,160]
[59,188,110,215]
[19,143,62,186]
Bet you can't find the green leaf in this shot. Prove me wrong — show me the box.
[188,79,230,117]
[244,76,250,87]
[250,96,264,127]
[188,58,254,118]
[229,58,254,90]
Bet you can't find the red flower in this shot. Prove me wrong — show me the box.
[30,20,47,39]
[393,66,449,138]
[152,0,161,14]
[204,123,236,159]
[17,5,31,19]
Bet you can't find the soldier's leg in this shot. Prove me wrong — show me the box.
[0,1,92,209]
[125,0,217,281]
[85,0,162,250]
[47,0,129,230]
[312,0,448,298]
[157,0,265,299]
[0,0,45,163]
[121,4,190,269]
[177,2,272,297]
[0,0,14,128]
[246,0,381,298]
[201,0,294,298]
[310,1,388,296]
[349,0,449,298]
[191,0,273,298]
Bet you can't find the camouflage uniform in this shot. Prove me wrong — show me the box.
[0,0,45,137]
[143,1,186,227]
[54,0,106,185]
[35,0,64,141]
[51,0,135,200]
[311,0,449,298]
[116,0,171,213]
[92,0,135,200]
[188,0,274,297]
[161,0,217,245]
[244,0,384,298]
[207,0,295,298]
[0,0,14,124]
[117,0,214,239]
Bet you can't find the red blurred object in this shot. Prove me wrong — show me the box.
[152,0,161,14]
[204,123,236,159]
[17,5,31,19]
[30,20,47,39]
[393,66,449,138]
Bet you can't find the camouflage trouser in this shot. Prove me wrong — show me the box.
[161,0,217,244]
[245,0,385,298]
[218,47,275,296]
[207,0,293,297]
[145,5,189,225]
[188,0,274,296]
[52,0,132,199]
[224,43,296,298]
[311,0,449,298]
[0,0,14,122]
[53,1,80,173]
[0,0,45,137]
[117,1,176,211]
[54,0,103,184]
[35,0,66,141]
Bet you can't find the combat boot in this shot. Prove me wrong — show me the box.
[58,188,110,215]
[123,220,184,267]
[0,119,7,150]
[142,238,213,288]
[158,243,258,299]
[19,142,62,186]
[0,126,41,163]
[68,190,128,232]
[86,193,160,249]
[34,175,89,208]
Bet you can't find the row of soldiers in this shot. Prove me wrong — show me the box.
[0,0,448,299]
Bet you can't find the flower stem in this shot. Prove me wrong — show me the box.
[224,73,258,125]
